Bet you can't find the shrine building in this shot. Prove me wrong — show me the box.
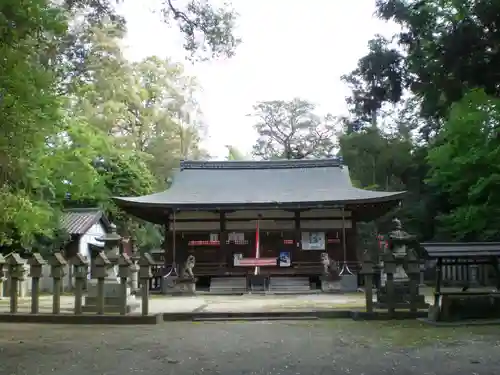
[113,158,405,293]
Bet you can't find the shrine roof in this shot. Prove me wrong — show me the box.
[60,208,111,236]
[421,242,500,258]
[113,159,406,217]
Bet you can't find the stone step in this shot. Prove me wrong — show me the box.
[209,277,247,294]
[269,277,311,293]
[193,315,318,322]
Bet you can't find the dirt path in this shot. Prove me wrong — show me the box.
[0,320,499,375]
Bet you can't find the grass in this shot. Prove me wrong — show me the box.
[284,319,500,348]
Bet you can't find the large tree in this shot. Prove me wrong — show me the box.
[251,98,336,160]
[338,0,500,243]
[0,0,231,249]
[427,89,500,241]
[0,0,69,247]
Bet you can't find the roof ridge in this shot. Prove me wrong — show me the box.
[62,207,102,213]
[180,158,343,170]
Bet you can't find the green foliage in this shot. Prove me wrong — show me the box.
[339,0,500,245]
[0,0,227,251]
[163,0,240,60]
[226,145,245,160]
[427,90,500,240]
[0,0,68,247]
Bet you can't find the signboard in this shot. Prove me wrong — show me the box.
[233,253,276,266]
[279,251,291,267]
[301,232,326,250]
[228,232,245,242]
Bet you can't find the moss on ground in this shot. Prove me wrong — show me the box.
[283,319,500,348]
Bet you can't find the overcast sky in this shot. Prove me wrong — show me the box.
[117,0,398,159]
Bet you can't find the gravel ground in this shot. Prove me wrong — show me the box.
[0,321,499,375]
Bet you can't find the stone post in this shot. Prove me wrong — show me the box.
[50,253,67,315]
[92,252,110,315]
[129,246,140,293]
[0,253,6,300]
[129,262,139,293]
[383,253,397,317]
[359,253,374,313]
[71,254,89,315]
[18,262,29,298]
[118,253,132,316]
[406,254,421,313]
[8,253,24,314]
[139,253,154,316]
[28,253,46,314]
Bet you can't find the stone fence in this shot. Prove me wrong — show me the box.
[359,252,428,316]
[0,251,155,316]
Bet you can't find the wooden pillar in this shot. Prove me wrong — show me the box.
[294,211,301,251]
[163,214,171,269]
[350,211,358,263]
[220,212,229,266]
[434,257,443,306]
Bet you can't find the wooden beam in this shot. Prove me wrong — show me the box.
[219,212,229,265]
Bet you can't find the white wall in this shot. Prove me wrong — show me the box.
[79,222,107,263]
[40,221,106,292]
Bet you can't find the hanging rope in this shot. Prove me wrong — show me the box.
[339,207,353,276]
[164,210,179,277]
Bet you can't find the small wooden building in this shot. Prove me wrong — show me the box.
[56,208,111,290]
[421,242,500,287]
[114,159,405,291]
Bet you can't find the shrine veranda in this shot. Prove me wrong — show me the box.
[113,159,405,288]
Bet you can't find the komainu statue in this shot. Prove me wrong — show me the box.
[321,252,338,276]
[180,254,196,280]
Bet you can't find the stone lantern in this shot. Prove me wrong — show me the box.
[376,218,427,308]
[83,223,140,313]
[96,223,122,280]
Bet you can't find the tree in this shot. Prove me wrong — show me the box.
[162,0,240,60]
[374,0,500,133]
[251,98,336,160]
[225,145,245,160]
[61,0,239,62]
[72,23,208,181]
[0,0,68,247]
[337,0,500,243]
[65,21,209,247]
[341,36,406,132]
[0,0,233,250]
[427,89,500,240]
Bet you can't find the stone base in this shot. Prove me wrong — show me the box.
[428,304,440,321]
[82,297,140,313]
[320,279,340,293]
[162,276,197,295]
[376,282,426,308]
[83,280,140,313]
[339,274,358,292]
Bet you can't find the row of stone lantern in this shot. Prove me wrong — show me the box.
[0,250,156,316]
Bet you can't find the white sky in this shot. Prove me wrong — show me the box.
[117,0,398,159]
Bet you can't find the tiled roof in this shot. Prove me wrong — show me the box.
[60,209,106,235]
[421,242,500,258]
[113,159,405,212]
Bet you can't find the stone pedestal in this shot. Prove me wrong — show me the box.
[320,275,340,292]
[161,276,197,295]
[376,280,427,308]
[339,274,358,292]
[129,265,139,292]
[83,280,140,313]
